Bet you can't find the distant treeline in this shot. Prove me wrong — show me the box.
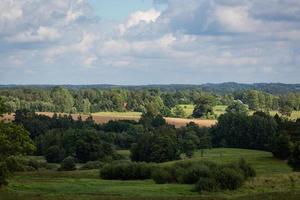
[0,85,300,117]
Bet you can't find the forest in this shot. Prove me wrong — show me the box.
[0,85,300,199]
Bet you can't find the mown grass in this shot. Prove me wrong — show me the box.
[178,104,300,120]
[92,112,142,117]
[2,148,299,200]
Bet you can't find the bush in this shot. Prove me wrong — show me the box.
[100,162,153,180]
[237,158,256,178]
[179,164,210,184]
[45,145,65,163]
[214,167,245,190]
[151,167,174,184]
[288,142,300,171]
[195,177,218,192]
[80,161,104,170]
[5,156,26,172]
[0,162,8,186]
[59,156,76,171]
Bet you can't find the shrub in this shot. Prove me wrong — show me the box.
[59,156,76,171]
[100,162,153,180]
[288,142,300,171]
[237,158,256,178]
[0,162,8,186]
[45,145,65,163]
[214,167,245,190]
[195,177,218,192]
[151,167,173,184]
[179,164,210,184]
[5,156,26,172]
[80,161,103,170]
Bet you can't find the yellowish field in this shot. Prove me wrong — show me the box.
[1,112,217,128]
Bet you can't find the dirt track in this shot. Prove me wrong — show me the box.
[1,112,217,128]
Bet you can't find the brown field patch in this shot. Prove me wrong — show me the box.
[1,112,217,128]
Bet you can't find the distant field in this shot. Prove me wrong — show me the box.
[178,104,300,120]
[177,104,227,117]
[31,112,217,128]
[2,148,300,200]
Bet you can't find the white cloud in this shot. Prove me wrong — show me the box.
[66,9,83,23]
[6,26,60,43]
[119,8,160,35]
[214,6,260,33]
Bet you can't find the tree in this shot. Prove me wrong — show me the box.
[192,104,214,118]
[226,101,248,115]
[173,105,186,118]
[82,98,91,114]
[0,97,6,116]
[192,95,215,118]
[51,87,74,113]
[0,122,35,186]
[271,132,292,159]
[288,142,300,171]
[130,127,180,163]
[45,145,66,163]
[59,156,76,171]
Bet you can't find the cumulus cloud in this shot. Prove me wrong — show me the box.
[0,0,300,84]
[119,8,160,35]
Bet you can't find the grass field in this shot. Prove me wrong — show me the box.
[1,148,300,200]
[178,104,300,120]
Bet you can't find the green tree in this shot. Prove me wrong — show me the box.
[173,105,186,118]
[226,101,248,115]
[82,98,91,114]
[51,87,74,113]
[288,142,300,171]
[59,156,76,171]
[192,95,215,118]
[0,122,35,186]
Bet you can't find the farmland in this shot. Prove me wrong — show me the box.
[1,112,217,128]
[1,148,300,200]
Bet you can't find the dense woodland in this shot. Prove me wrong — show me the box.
[0,85,300,118]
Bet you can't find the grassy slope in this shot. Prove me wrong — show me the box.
[1,148,300,200]
[178,104,300,120]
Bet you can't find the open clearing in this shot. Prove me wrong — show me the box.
[1,112,217,128]
[1,148,300,200]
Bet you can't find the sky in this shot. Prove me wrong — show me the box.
[0,0,300,85]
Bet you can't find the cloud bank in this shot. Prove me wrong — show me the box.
[0,0,300,84]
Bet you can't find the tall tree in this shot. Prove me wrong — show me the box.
[51,87,74,113]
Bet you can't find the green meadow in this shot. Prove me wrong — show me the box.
[1,148,300,200]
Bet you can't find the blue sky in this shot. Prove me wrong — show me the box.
[89,0,154,20]
[0,0,300,84]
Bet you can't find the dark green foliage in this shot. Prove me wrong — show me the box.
[5,156,40,172]
[226,101,249,115]
[288,142,300,171]
[59,156,76,171]
[236,158,256,179]
[5,156,27,172]
[79,161,104,170]
[192,94,216,118]
[271,132,292,159]
[45,145,65,163]
[211,112,277,150]
[151,167,173,184]
[0,122,36,159]
[130,127,180,163]
[195,177,218,192]
[151,160,255,192]
[0,162,8,186]
[178,165,210,184]
[100,162,153,180]
[214,167,245,190]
